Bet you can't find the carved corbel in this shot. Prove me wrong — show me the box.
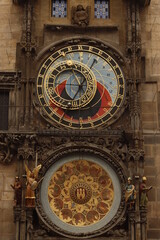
[17,135,37,161]
[128,149,144,162]
[18,147,34,161]
[0,134,23,164]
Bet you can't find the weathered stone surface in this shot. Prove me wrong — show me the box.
[0,1,22,70]
[147,230,160,239]
[149,218,160,228]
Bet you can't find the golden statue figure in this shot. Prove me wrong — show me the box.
[125,177,136,209]
[139,176,152,207]
[25,164,42,207]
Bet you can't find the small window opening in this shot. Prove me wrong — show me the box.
[51,0,67,18]
[94,0,110,19]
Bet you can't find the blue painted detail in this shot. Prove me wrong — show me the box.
[52,0,67,18]
[94,0,109,19]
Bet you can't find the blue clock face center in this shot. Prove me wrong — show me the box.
[56,70,87,100]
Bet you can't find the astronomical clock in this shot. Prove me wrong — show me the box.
[9,1,148,240]
[37,43,126,129]
[34,38,128,239]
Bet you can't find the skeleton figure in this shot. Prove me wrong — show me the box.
[25,164,42,207]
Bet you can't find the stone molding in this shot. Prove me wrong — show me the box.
[0,71,21,88]
[13,0,26,4]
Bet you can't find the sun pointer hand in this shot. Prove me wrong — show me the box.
[66,60,80,86]
[90,59,98,70]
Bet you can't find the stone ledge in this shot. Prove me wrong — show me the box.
[44,24,118,32]
[12,0,25,4]
[31,238,127,240]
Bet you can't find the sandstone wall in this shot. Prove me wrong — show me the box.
[141,0,160,239]
[0,2,22,239]
[0,162,17,240]
[0,0,22,71]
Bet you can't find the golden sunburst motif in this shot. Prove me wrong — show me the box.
[48,160,114,226]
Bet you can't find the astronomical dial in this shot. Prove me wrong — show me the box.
[37,44,125,129]
[45,60,97,110]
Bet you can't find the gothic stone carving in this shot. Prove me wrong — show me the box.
[0,134,24,164]
[71,5,90,27]
[20,1,36,56]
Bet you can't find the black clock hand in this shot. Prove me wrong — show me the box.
[90,58,98,70]
[72,76,86,100]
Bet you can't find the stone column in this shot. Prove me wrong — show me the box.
[140,208,147,240]
[128,211,136,240]
[14,207,21,240]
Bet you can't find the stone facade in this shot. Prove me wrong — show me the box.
[0,0,160,240]
[140,1,160,239]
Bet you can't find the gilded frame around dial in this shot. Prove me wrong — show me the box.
[36,39,126,129]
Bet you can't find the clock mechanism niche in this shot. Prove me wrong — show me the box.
[36,43,126,129]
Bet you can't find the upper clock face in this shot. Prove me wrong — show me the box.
[37,44,125,129]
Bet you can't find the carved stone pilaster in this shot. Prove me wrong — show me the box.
[140,209,147,240]
[13,207,21,222]
[17,134,37,161]
[127,1,142,135]
[26,209,34,240]
[128,211,136,240]
[20,1,36,56]
[13,207,22,240]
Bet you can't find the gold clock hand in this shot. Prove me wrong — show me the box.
[66,60,81,86]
